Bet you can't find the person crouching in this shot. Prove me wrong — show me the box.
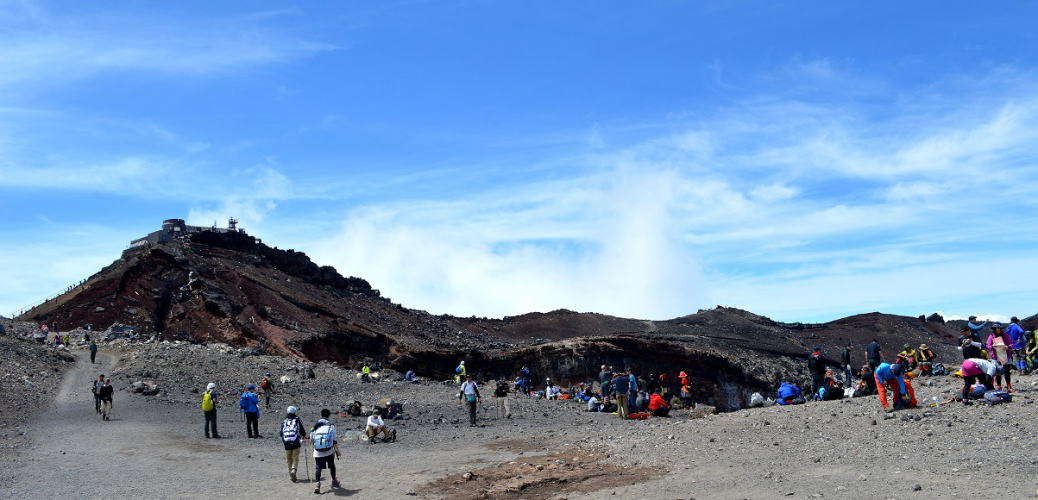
[874,362,916,412]
[365,408,395,443]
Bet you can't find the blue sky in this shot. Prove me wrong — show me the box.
[3,1,1038,322]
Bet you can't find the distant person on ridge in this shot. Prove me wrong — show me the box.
[202,382,221,439]
[89,341,98,364]
[279,406,307,482]
[459,375,481,427]
[311,408,341,494]
[99,378,114,421]
[240,384,262,438]
[865,339,883,370]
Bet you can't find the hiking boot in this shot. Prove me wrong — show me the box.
[391,429,397,442]
[1007,384,1014,393]
[290,473,297,483]
[314,485,320,494]
[212,435,222,439]
[331,480,341,489]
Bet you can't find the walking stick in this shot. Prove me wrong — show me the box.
[304,439,311,483]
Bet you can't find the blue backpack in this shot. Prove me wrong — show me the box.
[312,422,336,451]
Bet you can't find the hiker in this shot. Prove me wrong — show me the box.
[916,344,936,376]
[279,406,307,482]
[546,382,561,400]
[818,370,844,401]
[311,409,342,494]
[857,364,876,396]
[648,390,670,417]
[454,361,467,384]
[959,359,996,404]
[361,364,372,383]
[986,323,1015,392]
[92,374,105,414]
[599,366,612,397]
[627,371,639,410]
[240,384,262,438]
[807,347,826,397]
[404,370,416,382]
[897,344,918,371]
[202,382,221,438]
[260,374,275,408]
[865,339,883,370]
[493,379,511,419]
[960,336,983,360]
[874,362,916,412]
[840,344,853,385]
[658,373,670,396]
[587,394,604,412]
[967,316,987,343]
[99,378,114,421]
[365,408,395,442]
[89,341,98,364]
[458,375,481,427]
[611,371,631,419]
[1006,317,1026,371]
[776,382,804,405]
[1026,332,1038,372]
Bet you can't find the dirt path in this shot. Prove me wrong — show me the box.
[7,353,527,499]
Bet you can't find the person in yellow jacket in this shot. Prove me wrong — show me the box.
[361,364,372,383]
[916,344,936,376]
[202,382,221,438]
[454,361,467,383]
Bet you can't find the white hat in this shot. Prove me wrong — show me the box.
[206,383,216,391]
[287,406,298,415]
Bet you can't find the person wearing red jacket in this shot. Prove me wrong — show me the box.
[648,390,670,417]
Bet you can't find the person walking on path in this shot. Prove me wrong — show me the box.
[838,344,855,385]
[865,339,883,371]
[202,382,221,439]
[311,408,341,494]
[279,406,307,483]
[459,375,481,427]
[493,379,511,419]
[454,361,467,384]
[240,384,262,438]
[99,378,114,421]
[92,374,105,415]
[89,341,97,364]
[260,375,275,409]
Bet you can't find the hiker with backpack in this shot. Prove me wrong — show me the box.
[311,408,341,494]
[459,375,481,427]
[279,406,307,483]
[202,382,221,439]
[92,374,105,415]
[99,378,114,421]
[986,323,1015,392]
[240,384,262,438]
[260,375,275,409]
[89,341,97,364]
[454,361,467,384]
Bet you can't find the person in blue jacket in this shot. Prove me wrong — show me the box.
[966,316,987,343]
[1006,317,1026,370]
[874,362,916,412]
[776,382,803,405]
[240,384,262,438]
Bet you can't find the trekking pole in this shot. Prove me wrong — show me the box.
[304,439,311,483]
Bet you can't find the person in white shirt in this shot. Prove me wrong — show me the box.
[546,383,561,400]
[364,408,395,442]
[459,375,481,427]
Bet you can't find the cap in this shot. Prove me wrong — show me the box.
[206,382,216,391]
[287,406,298,415]
[920,344,928,350]
[247,384,256,390]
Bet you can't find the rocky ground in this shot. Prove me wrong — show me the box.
[4,330,1038,499]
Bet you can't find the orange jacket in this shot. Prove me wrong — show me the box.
[648,393,669,411]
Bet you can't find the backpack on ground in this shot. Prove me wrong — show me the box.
[312,423,336,451]
[347,401,362,417]
[202,391,215,411]
[281,417,300,444]
[931,363,948,376]
[983,390,1011,405]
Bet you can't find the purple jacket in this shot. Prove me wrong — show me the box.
[986,332,1014,363]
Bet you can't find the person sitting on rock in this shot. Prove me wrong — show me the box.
[874,362,916,412]
[897,344,918,371]
[856,364,876,396]
[365,409,395,443]
[960,336,984,360]
[916,344,936,376]
[545,382,561,400]
[776,382,804,405]
[586,394,604,412]
[648,390,670,417]
[360,364,372,383]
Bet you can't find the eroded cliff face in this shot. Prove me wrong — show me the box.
[24,229,969,410]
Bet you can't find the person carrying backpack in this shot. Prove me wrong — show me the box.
[458,375,481,427]
[202,382,221,439]
[279,406,307,483]
[260,375,275,409]
[240,384,262,438]
[311,409,341,494]
[454,361,467,384]
[99,378,114,421]
[89,341,98,364]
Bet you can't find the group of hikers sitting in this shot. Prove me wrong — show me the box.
[775,316,1030,411]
